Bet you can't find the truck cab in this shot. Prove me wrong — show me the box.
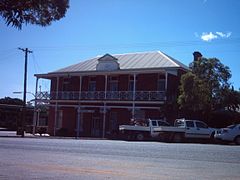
[149,119,170,137]
[174,119,215,139]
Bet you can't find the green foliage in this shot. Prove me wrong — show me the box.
[0,0,69,29]
[221,88,240,112]
[178,57,239,119]
[178,72,211,113]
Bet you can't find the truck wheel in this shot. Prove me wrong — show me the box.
[136,133,144,141]
[234,136,240,145]
[173,133,183,143]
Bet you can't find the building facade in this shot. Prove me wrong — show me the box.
[35,51,189,137]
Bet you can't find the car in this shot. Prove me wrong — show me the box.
[214,124,240,145]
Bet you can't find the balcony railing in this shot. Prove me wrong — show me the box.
[36,91,166,101]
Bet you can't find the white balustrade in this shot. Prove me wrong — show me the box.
[36,91,165,101]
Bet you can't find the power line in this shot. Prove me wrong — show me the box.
[0,51,19,61]
[26,37,240,51]
[0,48,18,55]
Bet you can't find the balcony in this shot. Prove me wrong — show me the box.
[36,91,166,101]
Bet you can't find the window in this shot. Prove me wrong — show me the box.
[109,76,118,91]
[128,75,137,91]
[158,74,165,91]
[109,81,118,91]
[196,122,208,128]
[227,124,237,129]
[152,121,157,126]
[89,81,96,91]
[158,121,170,126]
[89,77,96,91]
[56,110,63,129]
[186,121,194,128]
[62,78,70,91]
[129,80,134,91]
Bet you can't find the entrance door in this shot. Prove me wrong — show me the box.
[109,112,118,135]
[82,113,92,137]
[91,116,102,137]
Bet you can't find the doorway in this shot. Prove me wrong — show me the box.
[91,116,102,137]
[109,112,118,135]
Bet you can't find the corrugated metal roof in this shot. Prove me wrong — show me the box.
[51,51,189,73]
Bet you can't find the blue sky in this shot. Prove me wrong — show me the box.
[0,0,240,101]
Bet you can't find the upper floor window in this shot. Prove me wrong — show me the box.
[89,77,96,91]
[62,78,70,91]
[109,76,118,91]
[129,81,134,91]
[128,75,137,91]
[158,74,165,91]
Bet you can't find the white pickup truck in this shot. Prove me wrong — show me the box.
[119,119,170,141]
[119,118,216,142]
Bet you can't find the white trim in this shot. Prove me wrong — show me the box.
[132,74,136,119]
[165,71,168,91]
[35,68,169,78]
[79,76,82,100]
[33,77,39,134]
[157,51,179,67]
[54,77,59,136]
[104,75,108,98]
[76,106,81,138]
[103,102,106,138]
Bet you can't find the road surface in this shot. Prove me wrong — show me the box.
[0,137,240,180]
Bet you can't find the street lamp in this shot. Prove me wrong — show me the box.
[13,91,37,135]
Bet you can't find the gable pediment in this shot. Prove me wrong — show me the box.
[96,54,120,71]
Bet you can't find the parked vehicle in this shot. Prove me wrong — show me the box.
[119,119,170,141]
[214,124,240,145]
[155,119,216,142]
[119,118,216,142]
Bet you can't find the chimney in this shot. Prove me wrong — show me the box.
[193,51,202,61]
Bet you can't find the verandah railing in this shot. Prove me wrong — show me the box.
[36,91,166,101]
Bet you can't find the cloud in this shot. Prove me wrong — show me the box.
[216,32,232,38]
[201,32,218,41]
[199,31,232,42]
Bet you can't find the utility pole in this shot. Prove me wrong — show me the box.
[18,48,33,137]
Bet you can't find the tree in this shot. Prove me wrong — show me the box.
[0,0,69,29]
[192,58,231,109]
[178,57,236,119]
[221,87,240,112]
[178,72,211,118]
[0,97,23,105]
[0,97,23,130]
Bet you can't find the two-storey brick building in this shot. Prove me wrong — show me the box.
[35,51,189,137]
